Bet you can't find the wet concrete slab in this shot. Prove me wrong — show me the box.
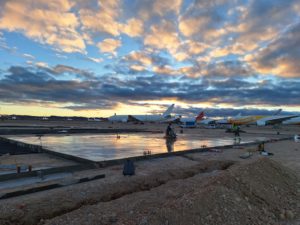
[5,133,269,161]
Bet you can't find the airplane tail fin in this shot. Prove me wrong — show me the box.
[162,104,175,118]
[195,111,205,121]
[273,109,282,115]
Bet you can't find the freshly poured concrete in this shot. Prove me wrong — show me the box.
[6,133,268,161]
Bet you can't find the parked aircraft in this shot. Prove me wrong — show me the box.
[229,109,282,125]
[282,117,300,125]
[87,117,102,122]
[180,111,204,122]
[108,104,175,122]
[256,114,299,126]
[198,113,228,125]
[180,111,205,128]
[200,118,216,125]
[215,118,230,125]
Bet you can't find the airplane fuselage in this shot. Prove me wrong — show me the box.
[229,115,265,125]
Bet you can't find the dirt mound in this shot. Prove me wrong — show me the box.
[0,159,232,225]
[42,158,299,225]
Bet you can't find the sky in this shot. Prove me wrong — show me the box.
[0,0,300,117]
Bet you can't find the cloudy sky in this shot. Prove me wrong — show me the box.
[0,0,300,117]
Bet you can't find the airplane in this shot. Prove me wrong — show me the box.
[282,116,300,125]
[200,117,229,125]
[256,114,299,126]
[198,114,228,125]
[229,109,282,125]
[200,118,216,125]
[108,104,176,123]
[215,118,230,125]
[180,111,205,128]
[88,117,102,122]
[198,110,231,125]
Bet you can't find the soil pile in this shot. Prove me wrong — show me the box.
[41,158,299,225]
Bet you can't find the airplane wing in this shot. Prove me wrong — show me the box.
[257,115,298,126]
[283,116,300,125]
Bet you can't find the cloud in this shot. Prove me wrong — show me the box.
[23,53,35,60]
[86,57,103,64]
[121,18,144,37]
[49,65,95,79]
[173,40,210,61]
[179,17,211,37]
[0,33,17,54]
[0,66,100,106]
[185,41,209,55]
[79,0,121,37]
[125,51,153,66]
[202,60,254,77]
[130,64,146,72]
[153,0,182,16]
[97,38,121,55]
[136,0,182,21]
[209,43,246,58]
[119,50,171,75]
[173,52,189,62]
[1,64,299,112]
[35,62,49,68]
[153,65,179,76]
[0,0,85,53]
[144,20,180,54]
[1,0,300,114]
[79,0,144,39]
[232,0,299,52]
[178,0,233,42]
[246,22,300,78]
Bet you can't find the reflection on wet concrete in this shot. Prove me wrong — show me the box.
[7,133,267,161]
[165,138,176,152]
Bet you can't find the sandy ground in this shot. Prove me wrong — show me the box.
[186,139,300,175]
[0,137,299,225]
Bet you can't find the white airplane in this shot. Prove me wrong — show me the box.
[256,113,298,126]
[198,113,229,125]
[180,111,205,128]
[108,104,175,122]
[200,110,234,125]
[282,116,300,125]
[180,111,204,122]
